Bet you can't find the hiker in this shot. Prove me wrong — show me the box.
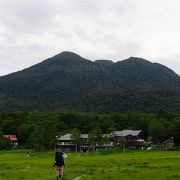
[54,147,66,179]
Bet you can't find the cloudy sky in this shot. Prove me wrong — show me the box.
[0,0,180,76]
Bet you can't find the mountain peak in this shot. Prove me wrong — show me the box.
[54,51,82,58]
[127,57,151,62]
[41,51,85,67]
[30,51,94,71]
[116,57,152,65]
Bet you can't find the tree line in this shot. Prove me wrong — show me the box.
[0,110,180,150]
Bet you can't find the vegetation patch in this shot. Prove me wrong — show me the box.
[0,150,180,180]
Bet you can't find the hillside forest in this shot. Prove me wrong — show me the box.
[0,110,180,150]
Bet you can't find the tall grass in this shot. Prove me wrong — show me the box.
[0,150,180,179]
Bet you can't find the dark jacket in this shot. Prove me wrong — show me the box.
[54,152,65,167]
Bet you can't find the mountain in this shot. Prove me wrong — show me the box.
[0,51,180,112]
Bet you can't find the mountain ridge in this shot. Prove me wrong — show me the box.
[0,51,180,112]
[0,51,179,77]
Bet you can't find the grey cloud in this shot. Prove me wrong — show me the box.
[0,0,180,76]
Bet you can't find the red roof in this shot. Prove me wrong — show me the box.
[3,135,17,141]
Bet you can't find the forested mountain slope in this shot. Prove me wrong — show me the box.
[0,51,180,112]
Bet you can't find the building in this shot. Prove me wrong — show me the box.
[56,130,143,151]
[110,130,144,149]
[57,133,112,152]
[3,134,18,148]
[56,134,88,151]
[162,137,174,149]
[56,133,89,152]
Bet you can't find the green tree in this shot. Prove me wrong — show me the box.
[0,126,3,136]
[0,137,11,150]
[71,128,81,152]
[119,136,126,152]
[89,127,103,151]
[173,117,180,145]
[28,122,57,151]
[17,124,35,146]
[149,119,166,143]
[28,126,43,151]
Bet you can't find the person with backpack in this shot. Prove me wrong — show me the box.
[54,147,66,179]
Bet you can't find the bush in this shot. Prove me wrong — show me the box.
[0,137,11,150]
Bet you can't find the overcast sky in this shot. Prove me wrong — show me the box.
[0,0,180,76]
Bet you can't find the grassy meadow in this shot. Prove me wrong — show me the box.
[0,150,180,180]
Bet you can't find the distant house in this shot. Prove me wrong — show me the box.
[57,133,112,152]
[162,137,174,148]
[110,130,144,149]
[57,134,76,151]
[3,134,18,148]
[57,133,89,152]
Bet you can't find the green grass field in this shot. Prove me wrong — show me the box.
[0,150,180,180]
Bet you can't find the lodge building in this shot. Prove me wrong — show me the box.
[56,130,144,152]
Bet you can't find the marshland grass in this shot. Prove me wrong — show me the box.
[0,150,180,179]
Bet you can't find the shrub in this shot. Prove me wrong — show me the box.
[0,137,11,150]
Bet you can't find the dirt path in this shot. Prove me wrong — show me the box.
[73,176,81,180]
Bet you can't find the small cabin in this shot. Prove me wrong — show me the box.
[3,134,18,148]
